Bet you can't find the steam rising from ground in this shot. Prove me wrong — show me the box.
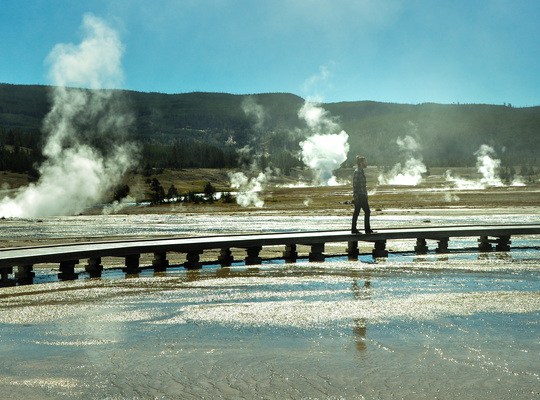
[230,98,350,207]
[378,132,427,186]
[229,169,269,208]
[0,14,136,218]
[228,99,277,208]
[446,145,524,189]
[227,145,265,207]
[241,97,266,130]
[298,101,349,186]
[228,140,274,208]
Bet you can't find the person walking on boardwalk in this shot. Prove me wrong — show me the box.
[351,155,373,234]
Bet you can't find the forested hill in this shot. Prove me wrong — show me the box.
[1,83,539,170]
[0,83,304,136]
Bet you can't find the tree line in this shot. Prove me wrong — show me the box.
[2,84,540,172]
[0,128,42,175]
[140,138,238,169]
[146,178,234,205]
[0,126,240,173]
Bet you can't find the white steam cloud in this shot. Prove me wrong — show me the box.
[445,144,524,189]
[474,144,504,187]
[234,97,350,206]
[302,64,332,95]
[228,170,269,208]
[102,195,136,215]
[378,131,427,186]
[241,96,266,130]
[298,101,349,186]
[229,97,281,208]
[228,142,274,208]
[0,14,136,218]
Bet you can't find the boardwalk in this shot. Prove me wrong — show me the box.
[1,224,539,286]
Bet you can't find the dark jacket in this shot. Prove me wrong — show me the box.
[353,168,368,199]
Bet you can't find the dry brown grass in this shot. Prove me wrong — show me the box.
[110,165,538,215]
[2,167,539,216]
[0,171,33,190]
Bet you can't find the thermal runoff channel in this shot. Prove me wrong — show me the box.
[0,14,136,218]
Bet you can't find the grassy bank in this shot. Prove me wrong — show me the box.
[1,167,539,216]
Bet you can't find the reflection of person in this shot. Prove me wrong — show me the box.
[351,276,371,352]
[352,156,373,234]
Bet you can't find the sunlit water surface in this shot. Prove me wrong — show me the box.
[0,211,539,399]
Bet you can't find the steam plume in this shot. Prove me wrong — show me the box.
[378,132,426,185]
[227,130,274,207]
[445,144,519,189]
[228,169,269,208]
[474,144,504,187]
[0,14,136,218]
[241,96,266,130]
[298,101,349,185]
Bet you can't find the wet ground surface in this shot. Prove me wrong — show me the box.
[0,251,539,399]
[0,211,539,399]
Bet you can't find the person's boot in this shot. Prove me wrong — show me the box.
[352,213,359,233]
[365,216,373,233]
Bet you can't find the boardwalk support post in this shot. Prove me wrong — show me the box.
[372,240,388,258]
[283,244,298,263]
[414,238,429,254]
[59,260,79,281]
[436,238,450,254]
[478,236,493,252]
[0,225,537,288]
[15,265,34,285]
[152,252,169,272]
[347,241,359,260]
[496,236,511,252]
[184,251,203,270]
[309,243,325,262]
[0,267,15,287]
[245,246,262,265]
[123,254,141,275]
[86,257,103,278]
[218,248,234,267]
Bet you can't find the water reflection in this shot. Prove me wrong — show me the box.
[351,277,371,352]
[185,270,202,282]
[414,254,450,263]
[478,252,513,262]
[353,318,368,352]
[1,253,538,400]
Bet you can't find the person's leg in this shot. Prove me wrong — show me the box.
[360,197,372,233]
[351,201,361,233]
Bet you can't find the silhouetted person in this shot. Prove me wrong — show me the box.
[352,155,373,234]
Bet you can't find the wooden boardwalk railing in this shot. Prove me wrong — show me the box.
[1,224,539,286]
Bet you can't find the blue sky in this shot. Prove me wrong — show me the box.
[1,0,539,106]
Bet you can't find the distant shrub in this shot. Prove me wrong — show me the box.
[221,192,235,203]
